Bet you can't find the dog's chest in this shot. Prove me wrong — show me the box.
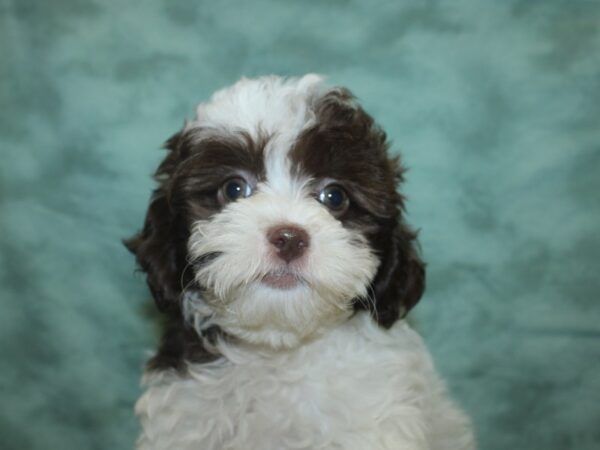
[136,316,447,450]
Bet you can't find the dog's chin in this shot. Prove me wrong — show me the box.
[202,279,355,349]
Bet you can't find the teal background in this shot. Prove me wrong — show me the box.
[1,0,599,449]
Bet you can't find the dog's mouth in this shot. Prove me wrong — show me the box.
[262,270,303,290]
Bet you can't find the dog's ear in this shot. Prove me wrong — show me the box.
[125,132,189,314]
[370,221,426,328]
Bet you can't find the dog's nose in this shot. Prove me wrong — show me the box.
[267,225,310,263]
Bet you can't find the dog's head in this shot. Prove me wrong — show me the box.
[127,75,425,348]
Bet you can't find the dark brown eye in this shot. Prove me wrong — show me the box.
[218,177,252,204]
[318,184,349,215]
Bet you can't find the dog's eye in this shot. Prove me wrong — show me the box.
[318,184,349,215]
[219,177,252,204]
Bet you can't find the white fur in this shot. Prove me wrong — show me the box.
[188,184,379,348]
[136,75,475,449]
[137,312,475,450]
[186,75,380,347]
[191,74,324,141]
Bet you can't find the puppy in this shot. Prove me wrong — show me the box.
[127,75,475,450]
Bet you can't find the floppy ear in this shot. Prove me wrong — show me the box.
[125,132,190,314]
[370,222,426,328]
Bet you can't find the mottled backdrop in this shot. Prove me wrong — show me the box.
[1,0,599,449]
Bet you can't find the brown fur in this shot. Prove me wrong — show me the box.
[126,87,425,371]
[291,89,425,326]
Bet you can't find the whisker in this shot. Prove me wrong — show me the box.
[191,252,222,271]
[178,275,200,305]
[357,284,378,323]
[179,260,195,292]
[177,252,222,305]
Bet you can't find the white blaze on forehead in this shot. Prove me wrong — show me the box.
[263,132,307,195]
[193,74,324,138]
[190,74,327,195]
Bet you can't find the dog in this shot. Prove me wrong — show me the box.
[126,75,475,450]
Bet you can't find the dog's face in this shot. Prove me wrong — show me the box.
[128,75,425,349]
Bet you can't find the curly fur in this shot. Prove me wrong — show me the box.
[127,74,475,449]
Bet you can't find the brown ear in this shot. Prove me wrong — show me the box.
[125,132,190,314]
[370,222,426,327]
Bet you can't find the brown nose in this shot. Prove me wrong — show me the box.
[267,225,310,263]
